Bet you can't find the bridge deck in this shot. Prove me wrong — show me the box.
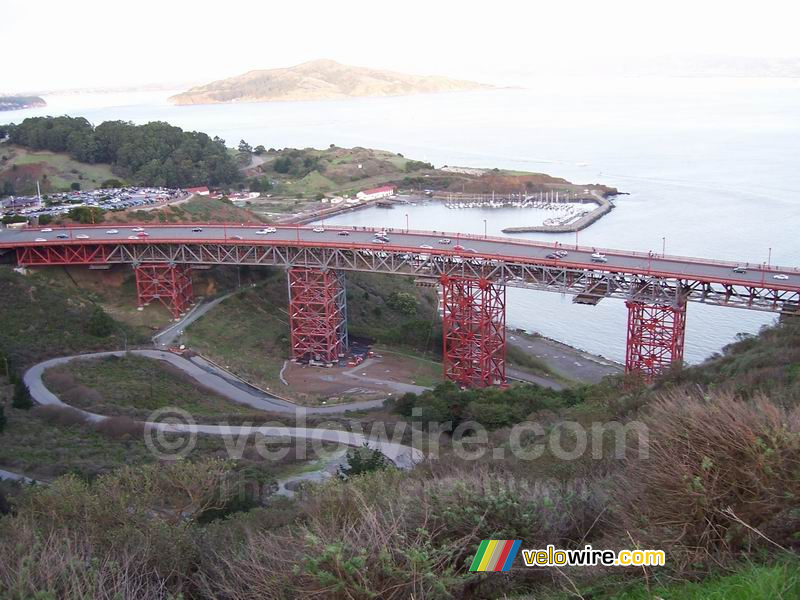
[1,224,798,313]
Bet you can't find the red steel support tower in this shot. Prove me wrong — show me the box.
[288,267,348,363]
[440,276,506,387]
[625,300,687,381]
[134,263,193,319]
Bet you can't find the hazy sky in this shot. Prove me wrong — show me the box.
[3,0,800,92]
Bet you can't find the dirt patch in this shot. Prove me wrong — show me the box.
[283,352,439,404]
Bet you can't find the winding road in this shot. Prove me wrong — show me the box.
[23,350,423,469]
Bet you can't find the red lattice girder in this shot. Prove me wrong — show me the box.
[625,300,687,381]
[441,276,506,387]
[288,268,348,363]
[135,263,193,319]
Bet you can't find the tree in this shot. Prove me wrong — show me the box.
[0,404,6,433]
[70,182,81,191]
[12,380,33,410]
[88,306,114,337]
[1,180,14,198]
[101,178,123,188]
[67,206,105,224]
[238,139,252,154]
[253,145,266,155]
[37,213,53,226]
[338,443,391,479]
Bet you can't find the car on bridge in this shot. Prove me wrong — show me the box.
[106,229,119,234]
[546,253,561,259]
[438,238,451,245]
[191,227,203,232]
[591,252,608,263]
[57,234,68,239]
[132,227,145,232]
[337,231,350,236]
[313,227,325,233]
[774,274,789,280]
[733,266,747,274]
[76,234,90,239]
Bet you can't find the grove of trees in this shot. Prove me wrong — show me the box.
[6,116,241,188]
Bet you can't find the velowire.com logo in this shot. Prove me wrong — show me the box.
[469,540,522,572]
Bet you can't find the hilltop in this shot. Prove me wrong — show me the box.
[169,59,491,105]
[0,96,46,111]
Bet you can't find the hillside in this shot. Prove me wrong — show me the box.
[0,146,117,195]
[169,59,492,105]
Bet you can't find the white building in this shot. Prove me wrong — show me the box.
[356,185,395,201]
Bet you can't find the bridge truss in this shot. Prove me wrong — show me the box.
[11,239,800,385]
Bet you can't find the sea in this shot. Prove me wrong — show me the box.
[7,77,800,364]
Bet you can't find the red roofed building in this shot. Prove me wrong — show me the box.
[356,185,395,201]
[186,186,210,196]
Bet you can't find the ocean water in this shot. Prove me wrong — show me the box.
[8,77,800,363]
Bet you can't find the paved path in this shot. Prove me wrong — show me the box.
[152,291,236,348]
[23,350,422,468]
[0,468,39,484]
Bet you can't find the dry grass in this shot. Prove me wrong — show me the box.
[617,389,800,565]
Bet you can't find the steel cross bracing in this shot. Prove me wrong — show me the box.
[14,242,800,313]
[625,300,687,381]
[287,267,348,363]
[134,263,193,318]
[441,276,506,387]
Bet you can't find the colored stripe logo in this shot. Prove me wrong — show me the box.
[469,540,521,572]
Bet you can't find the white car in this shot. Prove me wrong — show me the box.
[438,238,451,245]
[127,235,138,240]
[265,227,277,233]
[76,234,90,239]
[773,274,789,281]
[106,229,119,234]
[35,237,47,242]
[419,244,433,249]
[312,227,325,233]
[591,252,608,263]
[255,229,270,235]
[132,227,144,232]
[41,228,53,232]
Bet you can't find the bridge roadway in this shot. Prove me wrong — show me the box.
[0,224,798,311]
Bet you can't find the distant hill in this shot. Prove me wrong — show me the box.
[0,95,46,111]
[169,60,492,105]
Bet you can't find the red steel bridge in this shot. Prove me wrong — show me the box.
[1,224,798,386]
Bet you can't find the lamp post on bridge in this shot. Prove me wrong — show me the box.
[662,236,666,258]
[768,247,772,269]
[483,219,487,239]
[405,213,409,233]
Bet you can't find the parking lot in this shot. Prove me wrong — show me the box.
[1,187,187,219]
